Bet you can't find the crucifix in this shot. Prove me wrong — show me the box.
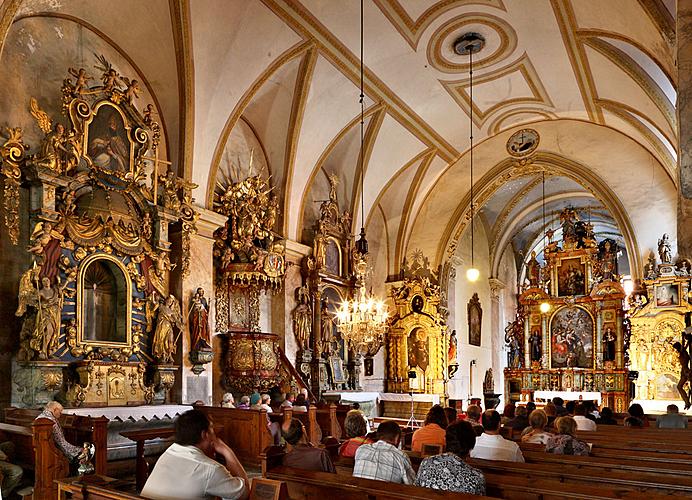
[142,144,172,205]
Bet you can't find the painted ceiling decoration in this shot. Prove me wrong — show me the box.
[0,0,678,283]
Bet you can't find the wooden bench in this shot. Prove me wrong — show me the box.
[56,475,143,499]
[119,427,175,492]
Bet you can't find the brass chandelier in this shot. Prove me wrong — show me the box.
[336,0,389,353]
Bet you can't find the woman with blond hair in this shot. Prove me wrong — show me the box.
[545,416,590,456]
[521,409,552,445]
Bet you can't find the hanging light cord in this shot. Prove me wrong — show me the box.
[359,0,365,234]
[542,171,546,248]
[469,46,474,267]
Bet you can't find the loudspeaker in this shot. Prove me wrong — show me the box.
[408,370,417,379]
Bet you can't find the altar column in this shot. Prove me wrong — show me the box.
[488,278,505,379]
[170,208,226,406]
[678,2,692,256]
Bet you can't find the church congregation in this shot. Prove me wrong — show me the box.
[0,0,691,498]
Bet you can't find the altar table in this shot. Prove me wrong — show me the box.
[533,391,602,404]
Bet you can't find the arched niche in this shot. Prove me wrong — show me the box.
[77,254,132,347]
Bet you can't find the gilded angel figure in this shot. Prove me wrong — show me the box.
[30,98,68,173]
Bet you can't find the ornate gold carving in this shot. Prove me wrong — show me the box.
[0,127,26,244]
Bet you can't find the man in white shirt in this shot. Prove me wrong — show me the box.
[141,409,249,500]
[470,410,524,462]
[572,403,597,431]
[353,421,416,484]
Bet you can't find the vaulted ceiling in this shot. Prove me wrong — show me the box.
[0,0,678,281]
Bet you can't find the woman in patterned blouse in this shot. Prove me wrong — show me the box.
[545,416,590,456]
[415,420,486,495]
[521,409,553,445]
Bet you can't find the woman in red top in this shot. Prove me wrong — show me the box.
[339,410,373,458]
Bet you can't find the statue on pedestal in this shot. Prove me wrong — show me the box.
[526,251,541,288]
[602,327,616,363]
[292,285,312,352]
[529,330,542,363]
[658,234,673,264]
[673,337,692,410]
[152,295,184,364]
[188,287,211,350]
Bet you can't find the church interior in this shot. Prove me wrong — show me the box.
[0,0,691,498]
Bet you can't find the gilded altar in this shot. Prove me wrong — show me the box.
[2,56,196,408]
[627,253,692,402]
[386,253,448,397]
[504,208,629,411]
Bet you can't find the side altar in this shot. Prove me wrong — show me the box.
[1,57,197,408]
[504,208,629,412]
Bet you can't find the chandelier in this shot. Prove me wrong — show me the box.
[336,0,389,353]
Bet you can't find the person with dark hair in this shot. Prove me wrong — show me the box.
[526,402,536,413]
[411,404,447,452]
[293,393,308,412]
[572,402,597,431]
[353,421,416,484]
[339,410,373,458]
[444,407,458,425]
[470,410,524,462]
[596,407,617,425]
[656,404,688,429]
[627,403,649,427]
[500,402,515,425]
[141,409,249,500]
[624,416,643,428]
[565,400,576,415]
[544,402,557,429]
[281,418,335,473]
[465,404,484,436]
[415,421,485,495]
[521,409,552,445]
[545,416,590,456]
[583,400,598,421]
[506,406,530,430]
[552,397,568,416]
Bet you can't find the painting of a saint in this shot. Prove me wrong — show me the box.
[408,328,428,372]
[324,238,341,276]
[655,284,679,307]
[467,293,482,346]
[550,306,593,368]
[557,258,586,296]
[88,105,131,173]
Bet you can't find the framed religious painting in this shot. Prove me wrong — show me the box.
[329,356,346,383]
[654,283,680,307]
[557,257,587,297]
[467,293,482,346]
[550,306,594,369]
[85,102,136,176]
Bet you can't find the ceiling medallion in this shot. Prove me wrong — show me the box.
[506,128,540,157]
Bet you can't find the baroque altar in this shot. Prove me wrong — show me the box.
[504,208,629,412]
[1,57,197,408]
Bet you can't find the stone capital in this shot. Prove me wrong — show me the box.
[195,207,228,240]
[285,239,312,263]
[488,277,506,299]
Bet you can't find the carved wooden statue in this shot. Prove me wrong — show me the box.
[152,295,184,364]
[292,286,312,352]
[189,287,211,350]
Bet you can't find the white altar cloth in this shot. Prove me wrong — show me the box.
[322,391,380,403]
[533,391,601,404]
[63,404,191,422]
[379,393,440,404]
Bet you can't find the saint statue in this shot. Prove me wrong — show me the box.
[152,295,184,364]
[602,327,616,363]
[292,286,312,352]
[658,233,673,264]
[525,251,541,287]
[320,298,336,355]
[29,276,68,360]
[529,330,542,362]
[483,368,494,393]
[447,329,458,365]
[188,288,211,350]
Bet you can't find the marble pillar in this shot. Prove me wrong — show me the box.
[678,2,692,257]
[170,208,226,406]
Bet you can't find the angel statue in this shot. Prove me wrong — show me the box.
[77,442,96,475]
[121,77,141,103]
[152,295,184,364]
[15,263,41,317]
[30,98,68,173]
[68,67,92,95]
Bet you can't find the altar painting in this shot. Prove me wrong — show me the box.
[655,283,679,307]
[87,104,133,174]
[557,258,586,296]
[550,307,594,368]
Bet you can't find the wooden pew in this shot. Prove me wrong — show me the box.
[57,475,143,499]
[194,405,273,464]
[282,406,321,443]
[314,404,346,440]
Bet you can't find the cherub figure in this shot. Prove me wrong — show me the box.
[121,77,141,103]
[68,67,92,95]
[77,442,95,475]
[28,221,64,255]
[143,104,156,127]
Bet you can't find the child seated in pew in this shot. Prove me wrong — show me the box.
[415,421,486,496]
[339,410,373,458]
[281,418,335,473]
[545,416,590,456]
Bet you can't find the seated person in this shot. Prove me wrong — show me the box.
[545,416,590,456]
[236,395,250,409]
[0,441,23,499]
[521,409,552,445]
[543,402,557,429]
[596,406,617,425]
[552,397,568,416]
[293,393,309,412]
[506,405,529,430]
[260,394,273,412]
[656,404,688,429]
[526,402,536,413]
[415,421,485,495]
[624,416,643,428]
[281,418,335,473]
[572,402,597,431]
[465,404,484,436]
[353,421,416,484]
[411,404,448,453]
[249,393,262,410]
[565,400,576,415]
[500,403,515,425]
[339,410,373,458]
[470,409,524,462]
[36,401,81,460]
[444,407,458,425]
[281,393,295,408]
[583,400,598,421]
[627,403,649,427]
[141,409,249,500]
[221,393,235,408]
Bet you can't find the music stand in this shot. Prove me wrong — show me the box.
[406,370,419,429]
